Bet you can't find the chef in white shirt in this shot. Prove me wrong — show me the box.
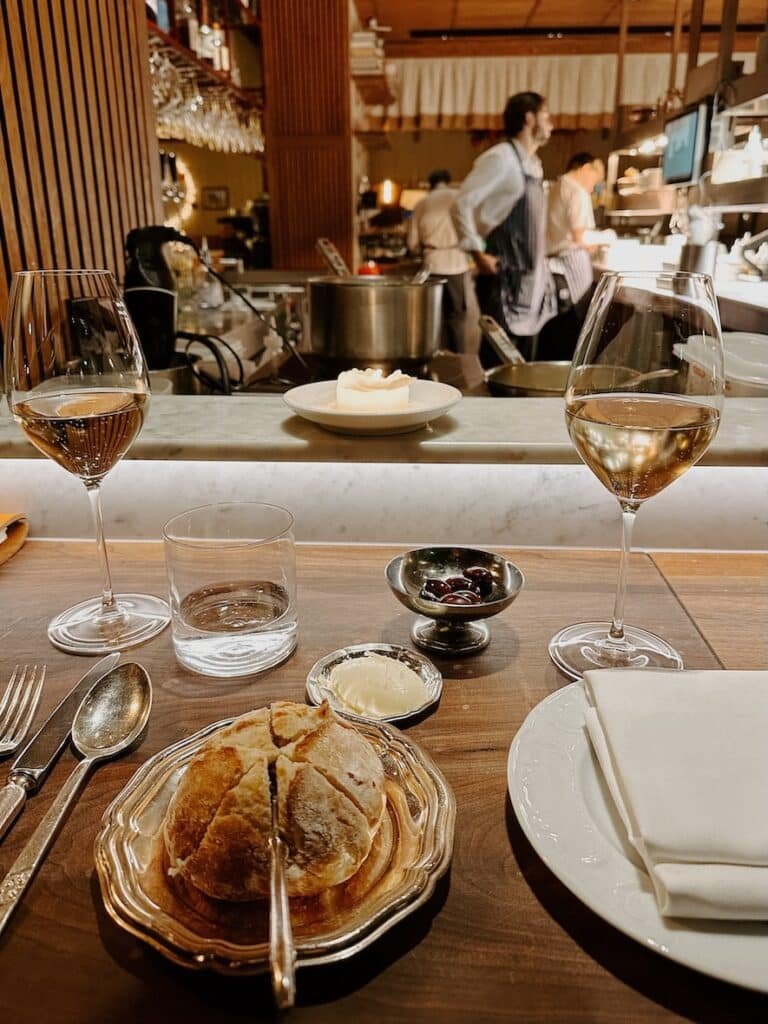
[539,152,608,361]
[407,169,473,352]
[546,152,605,256]
[452,91,557,363]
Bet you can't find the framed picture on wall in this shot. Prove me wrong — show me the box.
[201,186,230,210]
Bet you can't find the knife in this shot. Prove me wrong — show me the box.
[0,653,120,842]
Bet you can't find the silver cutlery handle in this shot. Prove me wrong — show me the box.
[0,759,91,939]
[269,834,296,1009]
[0,778,31,842]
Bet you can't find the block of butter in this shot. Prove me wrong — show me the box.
[326,652,428,719]
[335,367,412,412]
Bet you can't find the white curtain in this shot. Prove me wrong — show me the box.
[360,52,757,131]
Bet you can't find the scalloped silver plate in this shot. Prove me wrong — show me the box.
[508,683,768,993]
[95,717,455,975]
[306,643,442,724]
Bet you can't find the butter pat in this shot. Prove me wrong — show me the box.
[335,368,412,412]
[327,652,428,718]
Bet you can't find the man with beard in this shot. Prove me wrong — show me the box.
[453,92,557,364]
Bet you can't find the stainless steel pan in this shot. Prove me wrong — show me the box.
[479,315,678,396]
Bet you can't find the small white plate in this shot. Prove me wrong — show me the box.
[283,380,462,435]
[508,683,768,993]
[306,643,442,724]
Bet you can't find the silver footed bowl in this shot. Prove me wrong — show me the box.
[385,547,525,656]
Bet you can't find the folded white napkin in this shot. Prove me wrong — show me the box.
[583,669,768,920]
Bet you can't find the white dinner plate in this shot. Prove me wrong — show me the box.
[283,380,462,435]
[507,683,768,993]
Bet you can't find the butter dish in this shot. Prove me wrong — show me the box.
[306,643,442,724]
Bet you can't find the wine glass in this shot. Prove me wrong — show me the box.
[4,270,170,653]
[549,271,724,680]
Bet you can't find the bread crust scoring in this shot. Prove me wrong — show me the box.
[163,702,386,900]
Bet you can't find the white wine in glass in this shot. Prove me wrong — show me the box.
[548,271,724,680]
[5,270,170,653]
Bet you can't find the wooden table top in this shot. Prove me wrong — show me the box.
[0,541,765,1024]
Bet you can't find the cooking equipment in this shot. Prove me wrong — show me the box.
[315,237,351,277]
[479,316,670,397]
[480,314,577,396]
[308,276,444,368]
[124,226,180,370]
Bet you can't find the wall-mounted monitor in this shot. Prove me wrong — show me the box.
[662,102,711,186]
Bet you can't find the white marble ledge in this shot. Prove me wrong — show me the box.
[0,395,766,467]
[716,280,768,312]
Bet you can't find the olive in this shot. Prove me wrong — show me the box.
[422,577,451,599]
[452,589,482,604]
[464,566,494,598]
[445,576,469,592]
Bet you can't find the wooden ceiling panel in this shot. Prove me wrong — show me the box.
[527,1,685,27]
[360,0,766,39]
[453,2,546,30]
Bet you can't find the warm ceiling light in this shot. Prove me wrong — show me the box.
[377,179,399,206]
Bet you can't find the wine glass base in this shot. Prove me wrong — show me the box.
[47,594,170,654]
[548,621,684,681]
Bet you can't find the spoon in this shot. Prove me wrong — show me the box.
[626,367,678,385]
[0,663,152,938]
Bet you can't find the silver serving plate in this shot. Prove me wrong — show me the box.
[94,717,455,975]
[306,643,442,724]
[386,546,525,655]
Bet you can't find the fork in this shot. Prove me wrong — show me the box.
[0,666,46,757]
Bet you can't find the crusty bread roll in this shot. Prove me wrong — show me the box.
[163,702,386,900]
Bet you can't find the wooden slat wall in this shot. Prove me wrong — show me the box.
[261,0,354,270]
[0,0,162,326]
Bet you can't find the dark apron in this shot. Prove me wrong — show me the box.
[485,142,556,338]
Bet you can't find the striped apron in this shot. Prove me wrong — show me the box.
[485,142,557,338]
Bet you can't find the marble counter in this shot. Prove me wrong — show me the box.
[1,395,766,550]
[1,396,766,467]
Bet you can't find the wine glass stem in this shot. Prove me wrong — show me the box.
[85,484,116,612]
[609,506,638,642]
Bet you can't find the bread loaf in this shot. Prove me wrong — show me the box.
[163,702,386,900]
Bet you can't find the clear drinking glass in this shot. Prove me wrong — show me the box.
[548,271,725,680]
[4,270,170,653]
[163,502,297,677]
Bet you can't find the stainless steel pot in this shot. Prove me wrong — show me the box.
[308,276,444,368]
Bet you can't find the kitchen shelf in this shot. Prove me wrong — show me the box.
[722,67,768,118]
[607,208,671,218]
[147,20,262,110]
[700,176,768,209]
